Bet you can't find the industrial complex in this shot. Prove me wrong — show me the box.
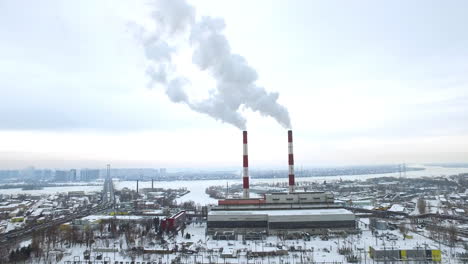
[5,130,468,263]
[207,130,357,236]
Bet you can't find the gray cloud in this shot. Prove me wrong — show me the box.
[167,78,190,103]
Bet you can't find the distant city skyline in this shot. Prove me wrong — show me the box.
[1,0,467,169]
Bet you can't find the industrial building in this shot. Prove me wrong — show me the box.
[161,211,186,232]
[208,130,356,236]
[207,208,355,235]
[218,130,336,208]
[217,191,336,209]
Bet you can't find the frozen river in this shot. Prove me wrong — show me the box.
[1,165,468,205]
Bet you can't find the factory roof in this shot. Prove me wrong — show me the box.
[209,208,353,216]
[268,191,326,195]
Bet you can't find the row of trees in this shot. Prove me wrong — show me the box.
[400,219,459,247]
[426,221,459,247]
[14,218,163,262]
[9,245,32,262]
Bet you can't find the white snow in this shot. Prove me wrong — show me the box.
[388,204,405,213]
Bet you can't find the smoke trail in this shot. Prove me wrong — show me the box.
[142,0,291,129]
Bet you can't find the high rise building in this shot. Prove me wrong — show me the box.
[69,169,77,182]
[33,170,43,180]
[54,170,68,182]
[43,169,53,180]
[160,168,167,178]
[0,170,19,178]
[80,169,100,181]
[22,166,35,179]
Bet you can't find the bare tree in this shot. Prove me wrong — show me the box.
[84,225,94,248]
[61,224,73,245]
[49,226,59,248]
[448,224,458,247]
[99,221,105,237]
[31,230,43,257]
[109,218,117,238]
[417,198,427,214]
[0,247,9,263]
[399,223,408,237]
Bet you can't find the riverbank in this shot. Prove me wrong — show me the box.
[1,165,468,205]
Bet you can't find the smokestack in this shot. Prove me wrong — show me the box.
[288,130,295,193]
[243,131,249,198]
[137,180,139,195]
[152,178,154,190]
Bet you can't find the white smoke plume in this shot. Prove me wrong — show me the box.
[142,0,291,130]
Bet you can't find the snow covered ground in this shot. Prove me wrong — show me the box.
[55,218,466,264]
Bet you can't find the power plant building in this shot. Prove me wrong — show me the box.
[207,130,356,236]
[207,208,355,235]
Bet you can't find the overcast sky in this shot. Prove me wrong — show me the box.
[1,0,467,169]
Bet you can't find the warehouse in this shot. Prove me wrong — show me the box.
[207,208,355,235]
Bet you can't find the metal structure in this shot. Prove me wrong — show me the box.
[103,164,115,207]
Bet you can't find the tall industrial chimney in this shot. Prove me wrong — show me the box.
[243,131,250,198]
[288,130,295,192]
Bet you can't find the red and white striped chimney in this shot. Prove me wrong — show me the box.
[242,130,250,198]
[288,130,295,193]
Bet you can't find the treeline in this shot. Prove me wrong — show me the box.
[9,245,32,262]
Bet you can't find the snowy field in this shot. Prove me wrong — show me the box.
[56,219,465,264]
